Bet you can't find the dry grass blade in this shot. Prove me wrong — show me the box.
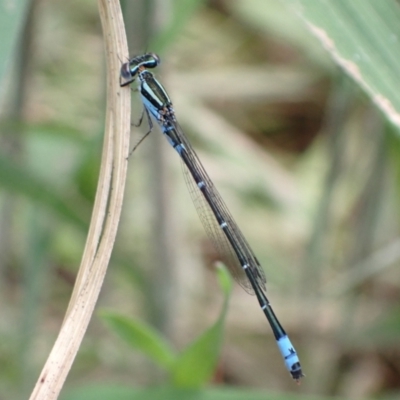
[28,0,131,398]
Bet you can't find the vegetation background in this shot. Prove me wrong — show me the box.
[1,0,400,399]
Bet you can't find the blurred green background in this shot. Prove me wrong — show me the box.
[1,0,400,399]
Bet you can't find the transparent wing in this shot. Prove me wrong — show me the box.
[174,121,267,294]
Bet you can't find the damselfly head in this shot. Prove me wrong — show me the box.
[120,53,161,87]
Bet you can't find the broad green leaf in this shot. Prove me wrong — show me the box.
[284,0,400,132]
[100,311,176,369]
[171,321,223,388]
[171,264,232,388]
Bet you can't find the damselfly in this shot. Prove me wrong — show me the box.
[120,53,304,381]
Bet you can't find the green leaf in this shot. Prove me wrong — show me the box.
[284,0,400,132]
[100,311,176,369]
[171,322,223,388]
[171,264,232,388]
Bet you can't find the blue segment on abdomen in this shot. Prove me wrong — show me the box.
[276,335,300,372]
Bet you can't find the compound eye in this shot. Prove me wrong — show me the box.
[144,53,160,69]
[120,62,131,78]
[120,62,137,86]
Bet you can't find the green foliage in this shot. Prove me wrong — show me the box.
[100,312,177,369]
[170,264,232,388]
[100,264,232,389]
[284,0,400,132]
[2,0,400,399]
[61,385,334,400]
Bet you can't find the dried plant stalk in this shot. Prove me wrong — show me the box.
[29,0,131,398]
